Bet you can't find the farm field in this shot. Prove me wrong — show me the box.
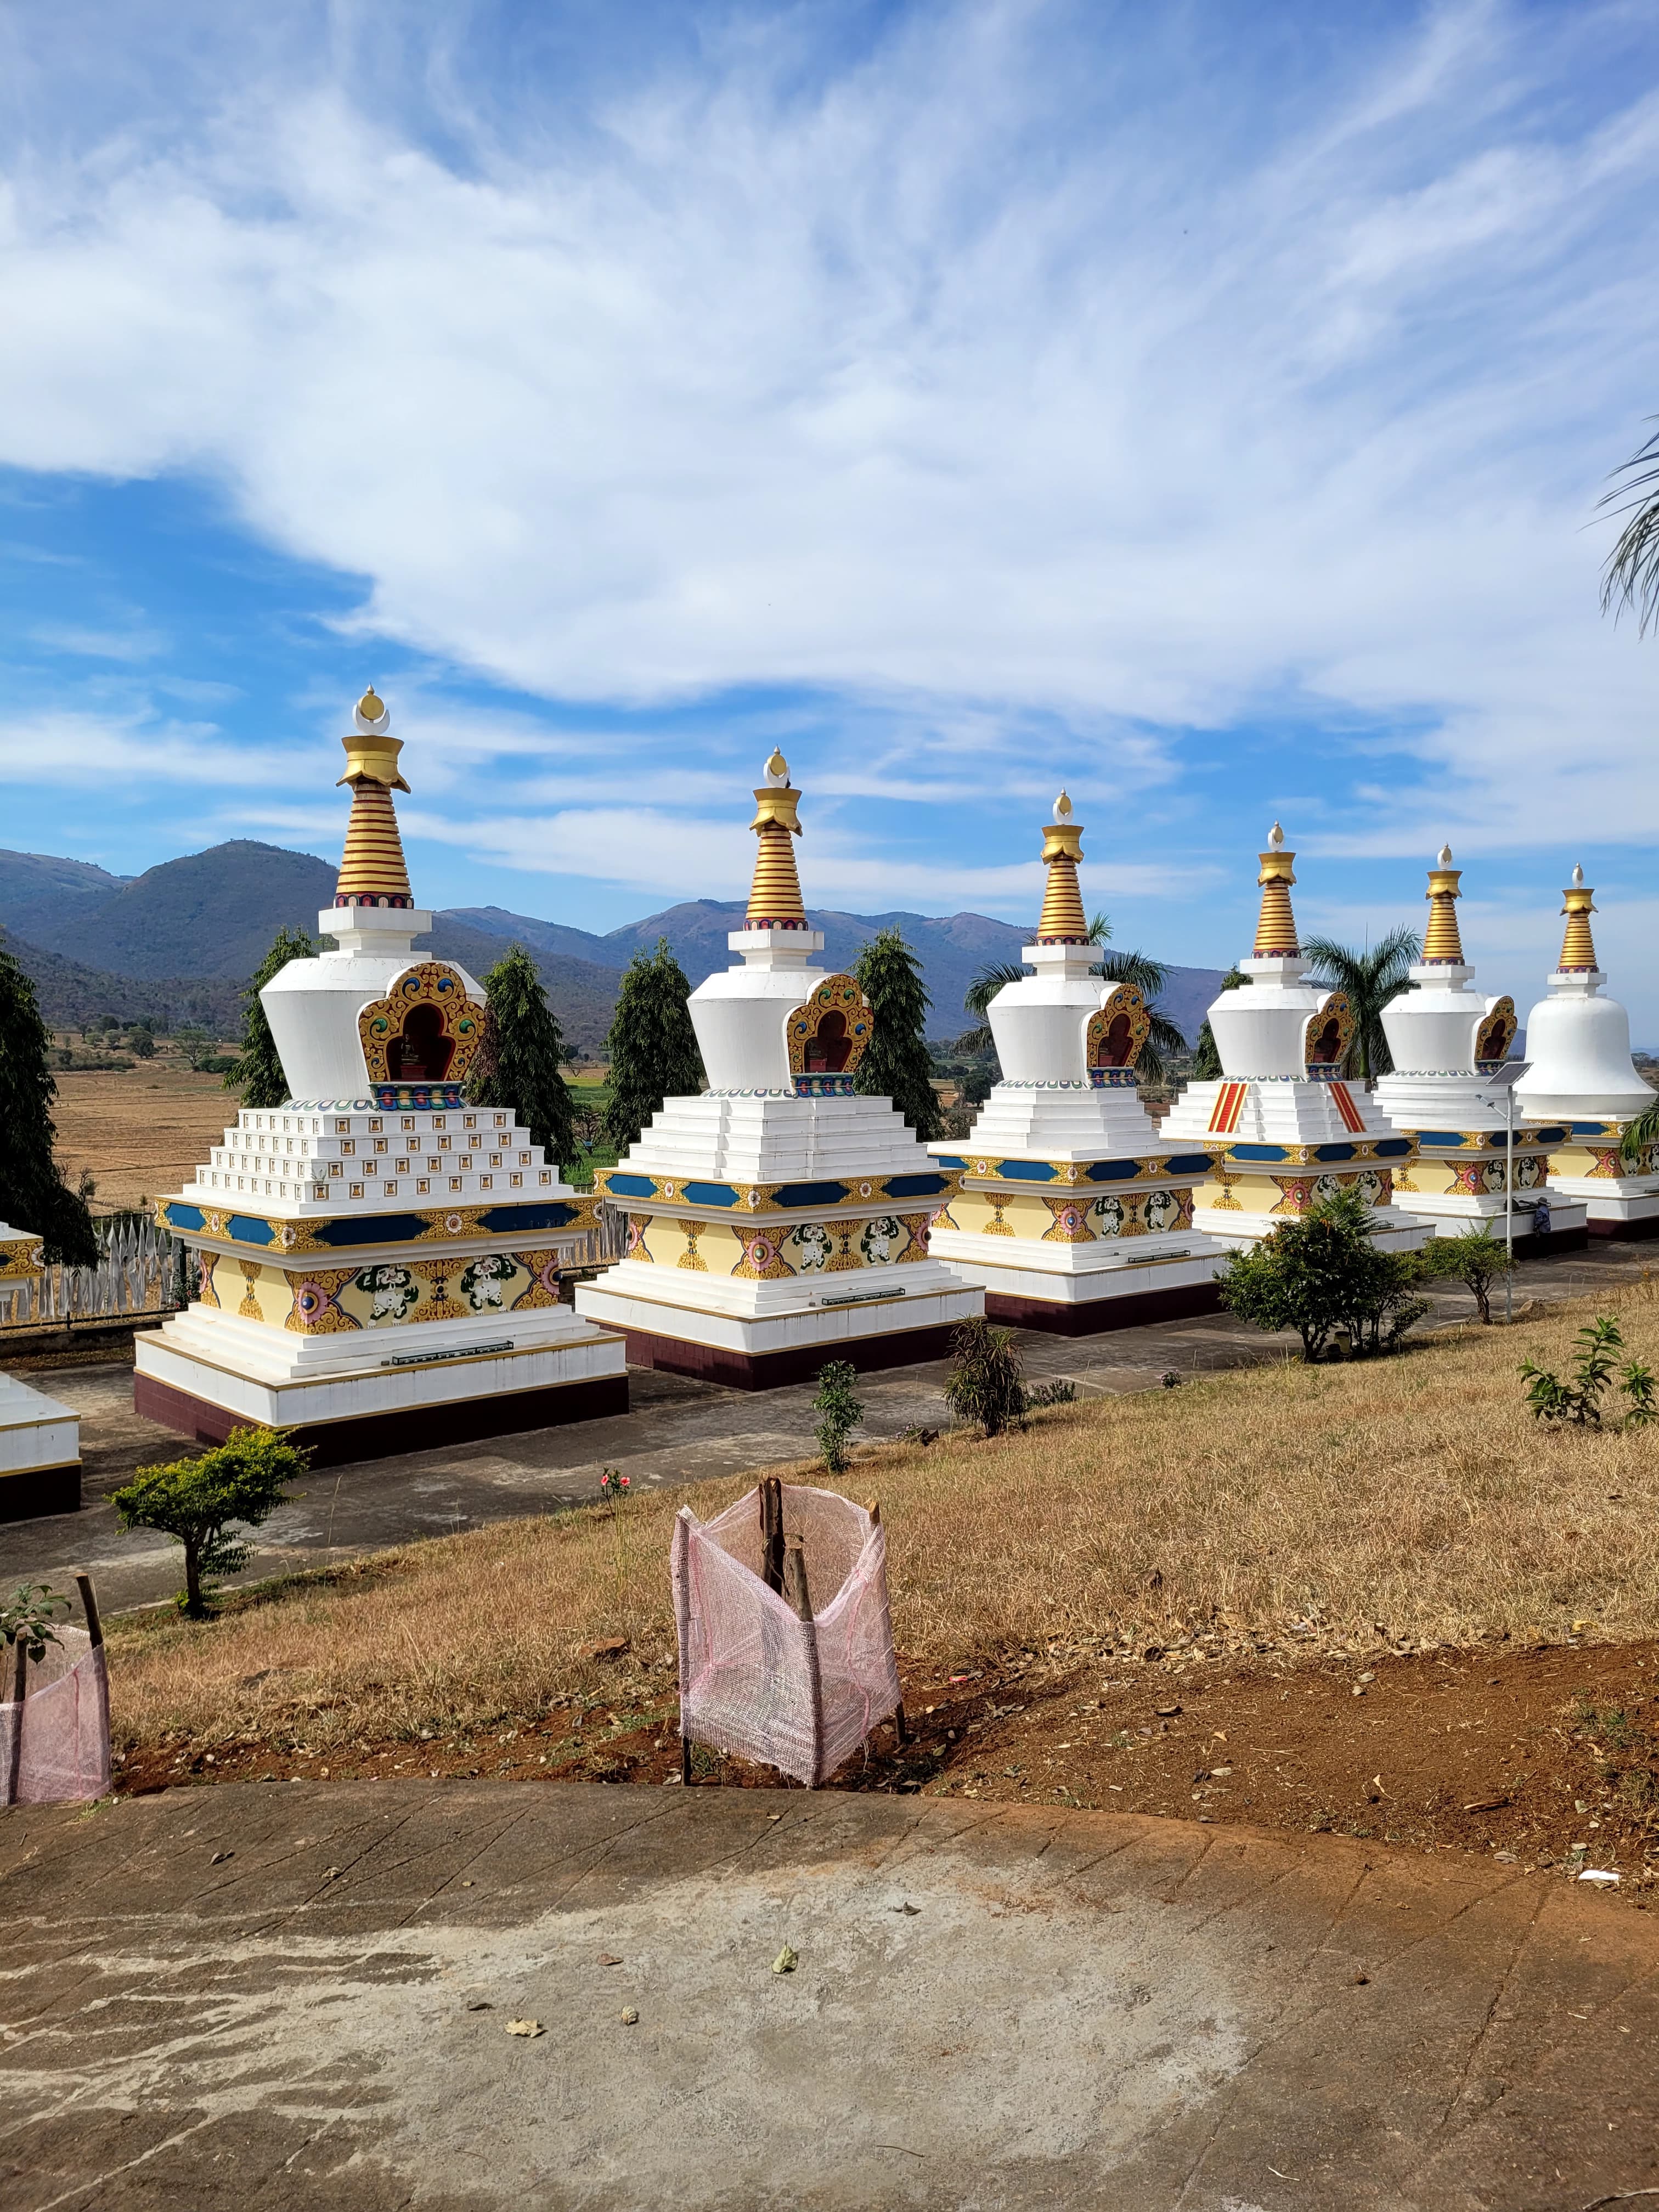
[52,1066,236,1211]
[109,1288,1659,1892]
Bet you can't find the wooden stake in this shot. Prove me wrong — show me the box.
[782,1534,814,1624]
[782,1535,824,1789]
[2,1638,26,1808]
[681,1735,692,1787]
[759,1476,785,1595]
[71,1571,103,1650]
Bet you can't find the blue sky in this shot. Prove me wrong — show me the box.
[3,0,1659,1028]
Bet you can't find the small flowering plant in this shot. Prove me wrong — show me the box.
[599,1467,631,1620]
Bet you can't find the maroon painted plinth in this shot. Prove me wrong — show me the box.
[1505,1224,1589,1259]
[1586,1212,1659,1240]
[618,1321,962,1391]
[982,1279,1223,1335]
[133,1370,629,1468]
[0,1462,81,1525]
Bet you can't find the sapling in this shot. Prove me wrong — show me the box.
[2,1582,70,1662]
[944,1316,1027,1437]
[812,1362,863,1474]
[1520,1315,1655,1428]
[112,1426,308,1616]
[599,1466,631,1619]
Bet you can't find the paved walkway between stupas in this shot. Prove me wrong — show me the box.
[7,1238,1654,1617]
[4,1779,1655,2211]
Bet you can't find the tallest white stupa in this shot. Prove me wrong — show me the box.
[136,686,628,1460]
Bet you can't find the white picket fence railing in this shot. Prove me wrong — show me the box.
[0,1214,187,1333]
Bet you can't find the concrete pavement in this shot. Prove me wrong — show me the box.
[4,1237,1651,1617]
[2,1780,1655,2210]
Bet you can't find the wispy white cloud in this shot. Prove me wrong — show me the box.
[0,709,273,787]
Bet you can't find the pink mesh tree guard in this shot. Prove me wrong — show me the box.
[0,1627,111,1805]
[672,1484,901,1788]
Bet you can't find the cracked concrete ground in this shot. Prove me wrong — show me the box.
[8,1240,1651,1618]
[2,1782,1655,2211]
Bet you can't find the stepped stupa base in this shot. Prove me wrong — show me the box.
[926,1229,1223,1333]
[577,1262,978,1390]
[1543,1177,1659,1238]
[1195,1205,1437,1255]
[1395,1190,1589,1256]
[134,1307,628,1466]
[0,1373,81,1522]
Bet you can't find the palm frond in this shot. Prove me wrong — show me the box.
[1599,419,1659,635]
[1301,927,1421,1082]
[1086,910,1113,945]
[963,958,1030,1021]
[1620,1095,1659,1166]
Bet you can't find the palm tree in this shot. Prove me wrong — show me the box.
[1300,927,1420,1084]
[1600,418,1659,633]
[961,912,1187,1081]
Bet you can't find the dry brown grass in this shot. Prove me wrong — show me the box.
[108,1287,1659,1757]
[53,1066,235,1210]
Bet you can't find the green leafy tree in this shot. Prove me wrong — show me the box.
[961,913,1185,1080]
[812,1361,863,1474]
[853,928,943,1142]
[1520,1315,1655,1429]
[0,936,96,1266]
[1431,1223,1515,1325]
[469,944,577,1171]
[112,1426,309,1616]
[1301,928,1421,1082]
[174,1023,215,1071]
[602,938,704,1154]
[1192,969,1247,1081]
[225,927,314,1107]
[1218,1188,1432,1362]
[944,1316,1028,1436]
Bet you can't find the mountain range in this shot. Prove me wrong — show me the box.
[0,841,1225,1056]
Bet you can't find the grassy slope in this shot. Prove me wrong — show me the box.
[108,1287,1659,1757]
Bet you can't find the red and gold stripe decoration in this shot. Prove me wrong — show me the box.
[1208,1081,1248,1135]
[1253,826,1299,957]
[1558,866,1599,972]
[335,686,414,907]
[1329,1081,1367,1134]
[1036,792,1089,942]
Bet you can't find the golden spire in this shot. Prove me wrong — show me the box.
[1421,844,1465,963]
[1036,789,1088,941]
[746,749,806,926]
[1252,822,1299,956]
[335,684,413,908]
[1558,862,1599,971]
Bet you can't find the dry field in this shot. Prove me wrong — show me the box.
[111,1288,1659,1778]
[52,1067,235,1210]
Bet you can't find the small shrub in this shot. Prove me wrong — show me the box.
[1218,1187,1432,1362]
[1521,1315,1655,1428]
[1430,1223,1515,1325]
[112,1426,309,1616]
[1025,1379,1077,1409]
[944,1317,1027,1436]
[2,1582,71,1662]
[812,1361,863,1474]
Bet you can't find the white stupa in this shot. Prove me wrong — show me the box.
[575,751,980,1385]
[1376,850,1586,1251]
[1161,826,1429,1249]
[0,1224,80,1522]
[135,687,628,1460]
[1514,867,1659,1237]
[926,792,1222,1329]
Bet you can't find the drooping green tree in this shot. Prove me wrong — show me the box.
[853,927,943,1142]
[469,944,577,1171]
[602,937,704,1154]
[1191,968,1246,1080]
[225,927,314,1108]
[0,936,97,1266]
[1301,927,1420,1083]
[1600,415,1659,634]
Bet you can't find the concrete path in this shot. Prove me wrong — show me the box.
[7,1239,1651,1618]
[3,1781,1655,2210]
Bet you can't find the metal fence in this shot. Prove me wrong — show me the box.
[0,1213,187,1333]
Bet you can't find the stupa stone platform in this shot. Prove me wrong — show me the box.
[0,1224,80,1522]
[577,752,980,1386]
[134,688,627,1463]
[1517,868,1659,1239]
[928,793,1222,1331]
[1376,850,1585,1257]
[1162,827,1431,1253]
